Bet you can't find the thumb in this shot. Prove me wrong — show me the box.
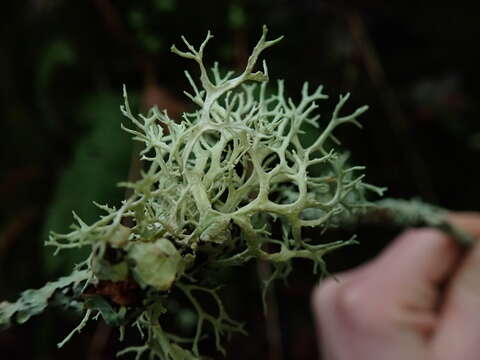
[366,228,460,316]
[311,228,461,360]
[429,212,480,360]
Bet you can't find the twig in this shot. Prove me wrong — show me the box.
[347,198,474,247]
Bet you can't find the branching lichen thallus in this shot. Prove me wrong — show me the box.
[0,26,384,360]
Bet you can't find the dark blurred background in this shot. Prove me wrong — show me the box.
[1,1,480,359]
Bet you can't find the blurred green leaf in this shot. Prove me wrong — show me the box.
[37,39,76,91]
[142,33,164,53]
[128,10,146,29]
[228,3,247,29]
[36,39,76,129]
[42,92,134,277]
[153,0,176,12]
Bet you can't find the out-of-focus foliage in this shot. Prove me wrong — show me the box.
[2,1,480,359]
[42,92,133,277]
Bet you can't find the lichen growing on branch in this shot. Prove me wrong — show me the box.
[0,26,385,359]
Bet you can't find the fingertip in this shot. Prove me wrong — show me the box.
[374,228,461,285]
[448,211,480,239]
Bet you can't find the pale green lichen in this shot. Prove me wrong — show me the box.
[0,269,89,328]
[354,198,474,246]
[0,26,385,359]
[129,238,184,290]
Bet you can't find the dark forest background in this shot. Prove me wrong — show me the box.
[1,1,480,359]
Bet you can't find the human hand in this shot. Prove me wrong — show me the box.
[311,213,480,360]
